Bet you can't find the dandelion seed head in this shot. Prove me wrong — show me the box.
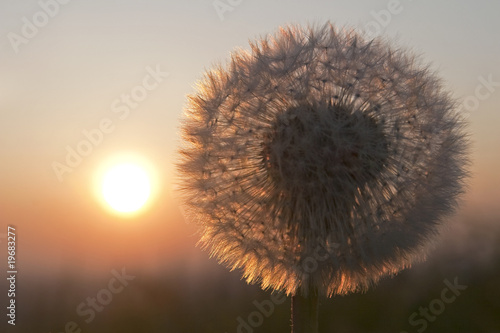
[177,22,469,297]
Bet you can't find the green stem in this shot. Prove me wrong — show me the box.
[291,291,319,333]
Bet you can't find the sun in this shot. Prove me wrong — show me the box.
[101,163,151,213]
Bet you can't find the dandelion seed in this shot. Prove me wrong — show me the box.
[177,22,469,332]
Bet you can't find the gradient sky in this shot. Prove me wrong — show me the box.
[0,0,499,276]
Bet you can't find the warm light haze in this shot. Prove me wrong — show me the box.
[0,1,498,332]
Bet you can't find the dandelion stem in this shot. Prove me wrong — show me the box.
[291,290,319,333]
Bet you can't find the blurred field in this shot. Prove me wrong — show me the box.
[2,210,499,333]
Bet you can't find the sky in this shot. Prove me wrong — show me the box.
[0,0,499,282]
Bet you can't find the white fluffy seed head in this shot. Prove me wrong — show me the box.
[176,22,469,297]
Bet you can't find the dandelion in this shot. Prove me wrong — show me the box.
[177,22,469,332]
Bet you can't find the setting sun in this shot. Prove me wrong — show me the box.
[101,163,151,213]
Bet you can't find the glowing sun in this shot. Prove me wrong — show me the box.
[101,163,151,213]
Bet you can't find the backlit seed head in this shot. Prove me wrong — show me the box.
[177,22,469,297]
